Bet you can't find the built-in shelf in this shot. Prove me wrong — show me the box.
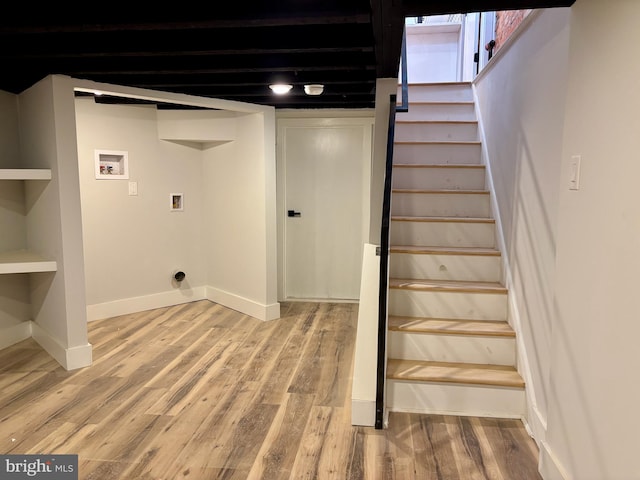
[0,169,52,180]
[0,250,57,274]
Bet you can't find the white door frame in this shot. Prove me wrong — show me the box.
[276,116,374,302]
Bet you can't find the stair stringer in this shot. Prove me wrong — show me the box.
[471,83,544,442]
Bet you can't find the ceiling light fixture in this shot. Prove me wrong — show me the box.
[304,84,324,96]
[269,84,293,95]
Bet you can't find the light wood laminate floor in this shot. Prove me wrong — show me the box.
[0,300,542,479]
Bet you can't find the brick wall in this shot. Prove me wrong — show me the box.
[494,9,532,52]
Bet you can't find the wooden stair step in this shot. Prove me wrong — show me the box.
[400,81,473,87]
[388,316,515,337]
[396,120,478,125]
[389,278,507,294]
[392,188,489,194]
[387,358,524,388]
[397,101,475,105]
[394,141,481,145]
[391,216,494,223]
[390,245,501,256]
[393,164,485,169]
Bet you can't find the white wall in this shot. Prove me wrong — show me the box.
[19,75,91,369]
[475,2,640,478]
[0,92,26,255]
[405,24,460,83]
[0,91,19,168]
[0,92,29,336]
[474,8,571,446]
[369,79,398,243]
[546,1,640,478]
[75,99,206,319]
[203,112,280,319]
[73,77,279,322]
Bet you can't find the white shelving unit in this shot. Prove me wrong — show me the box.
[0,250,57,274]
[0,168,52,180]
[0,168,57,274]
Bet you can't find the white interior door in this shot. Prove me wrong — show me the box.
[279,119,372,301]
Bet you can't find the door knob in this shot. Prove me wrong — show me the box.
[287,210,301,217]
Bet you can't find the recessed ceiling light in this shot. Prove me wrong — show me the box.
[304,84,324,96]
[269,84,293,95]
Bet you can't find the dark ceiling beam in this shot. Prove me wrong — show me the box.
[1,46,375,61]
[370,0,406,78]
[68,64,376,76]
[0,14,372,35]
[140,80,376,89]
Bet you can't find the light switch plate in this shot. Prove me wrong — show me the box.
[569,155,581,190]
[128,181,138,196]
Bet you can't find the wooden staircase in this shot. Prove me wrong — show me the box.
[385,82,525,418]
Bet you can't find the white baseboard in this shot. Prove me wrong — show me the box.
[539,440,569,480]
[31,322,92,371]
[351,399,376,427]
[87,286,207,321]
[86,285,281,322]
[526,402,548,448]
[0,322,32,350]
[206,286,280,321]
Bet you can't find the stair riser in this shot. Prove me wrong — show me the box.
[393,143,482,165]
[401,84,474,102]
[391,192,490,217]
[395,123,478,142]
[397,103,476,122]
[390,220,496,248]
[388,331,516,365]
[389,253,502,282]
[386,380,525,418]
[392,167,486,190]
[388,289,507,320]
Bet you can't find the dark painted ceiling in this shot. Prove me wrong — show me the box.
[0,1,575,110]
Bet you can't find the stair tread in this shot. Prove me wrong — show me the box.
[395,140,481,145]
[397,101,475,105]
[401,81,472,86]
[393,164,485,169]
[391,215,494,223]
[396,120,478,124]
[387,358,524,388]
[390,245,500,256]
[388,316,515,337]
[389,278,507,294]
[392,188,489,194]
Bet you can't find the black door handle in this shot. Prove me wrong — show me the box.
[287,210,301,217]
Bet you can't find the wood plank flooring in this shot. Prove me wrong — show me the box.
[0,300,542,479]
